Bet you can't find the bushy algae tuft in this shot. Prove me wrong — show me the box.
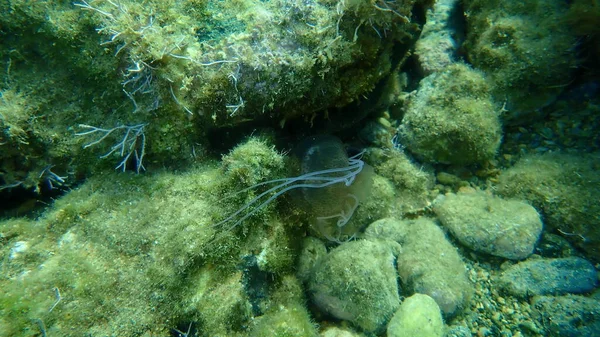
[214,135,374,241]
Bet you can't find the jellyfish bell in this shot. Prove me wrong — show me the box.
[212,135,374,242]
[294,135,374,241]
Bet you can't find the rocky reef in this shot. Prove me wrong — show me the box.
[1,0,599,336]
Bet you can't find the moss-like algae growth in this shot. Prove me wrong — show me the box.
[367,148,435,215]
[397,63,502,165]
[249,276,318,337]
[463,0,578,124]
[0,0,423,191]
[2,0,598,335]
[496,152,600,262]
[0,138,308,336]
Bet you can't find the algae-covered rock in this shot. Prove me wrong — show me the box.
[497,257,598,298]
[297,237,328,283]
[250,275,319,337]
[444,325,473,337]
[65,0,422,125]
[436,171,469,190]
[0,0,424,190]
[351,173,397,229]
[320,326,363,337]
[308,239,402,334]
[433,190,543,260]
[532,294,600,337]
[222,136,287,187]
[496,152,600,262]
[250,302,319,337]
[365,218,473,316]
[0,137,304,336]
[182,268,254,335]
[368,148,436,215]
[387,293,444,337]
[414,0,461,75]
[397,63,501,165]
[462,0,578,124]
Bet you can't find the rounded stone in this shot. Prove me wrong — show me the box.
[365,217,473,316]
[433,191,543,260]
[498,257,599,297]
[387,293,444,337]
[308,239,401,334]
[496,152,600,263]
[397,63,501,165]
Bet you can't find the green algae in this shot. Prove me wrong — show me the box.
[397,63,502,165]
[0,0,422,191]
[308,239,402,334]
[0,137,304,335]
[367,147,435,215]
[1,0,598,336]
[497,152,600,263]
[463,0,578,124]
[0,133,394,335]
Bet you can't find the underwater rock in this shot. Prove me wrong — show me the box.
[496,152,600,262]
[184,268,254,334]
[0,0,423,191]
[296,237,328,283]
[308,239,401,334]
[70,0,422,126]
[320,326,362,337]
[249,302,319,337]
[387,293,444,337]
[248,274,319,336]
[444,325,473,337]
[532,294,600,337]
[368,148,436,215]
[433,190,543,260]
[0,151,312,336]
[397,63,501,165]
[365,217,473,316]
[436,171,468,190]
[414,0,462,75]
[221,137,287,187]
[462,0,577,125]
[497,257,598,298]
[534,233,579,259]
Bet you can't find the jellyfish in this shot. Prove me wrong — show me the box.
[213,135,374,241]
